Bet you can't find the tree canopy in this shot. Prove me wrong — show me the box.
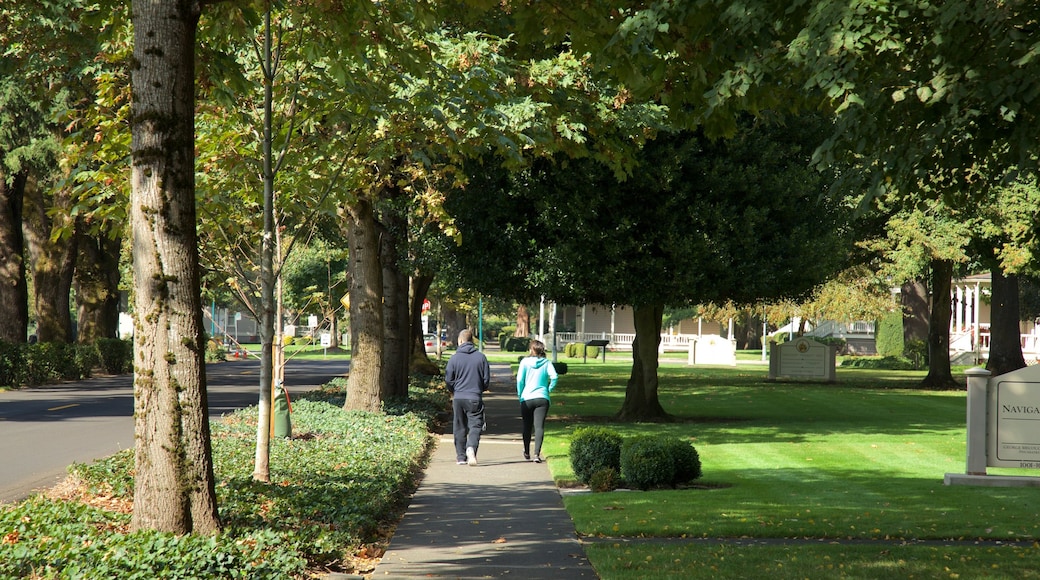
[449,114,861,418]
[450,115,858,308]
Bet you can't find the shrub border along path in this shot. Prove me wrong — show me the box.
[0,375,445,579]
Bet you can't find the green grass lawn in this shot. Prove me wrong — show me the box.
[542,364,1040,579]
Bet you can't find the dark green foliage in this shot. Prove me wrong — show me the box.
[663,438,702,485]
[552,362,568,375]
[96,338,134,374]
[448,116,861,310]
[814,337,847,352]
[588,467,620,492]
[0,497,305,579]
[502,336,531,352]
[9,375,442,578]
[570,426,623,484]
[620,436,675,491]
[876,310,904,358]
[840,356,914,370]
[0,339,134,388]
[904,339,928,370]
[0,341,25,388]
[23,343,95,384]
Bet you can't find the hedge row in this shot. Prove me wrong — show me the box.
[563,342,601,359]
[0,338,134,389]
[501,336,531,352]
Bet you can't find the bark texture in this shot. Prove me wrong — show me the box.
[409,273,439,374]
[380,211,410,401]
[515,304,530,337]
[986,269,1026,376]
[920,260,961,390]
[23,180,76,343]
[900,279,929,344]
[74,229,123,343]
[617,303,670,421]
[443,307,465,348]
[0,171,28,343]
[344,198,383,411]
[129,0,219,534]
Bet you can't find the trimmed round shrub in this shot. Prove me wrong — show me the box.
[564,342,580,358]
[588,467,620,493]
[570,426,623,484]
[620,436,675,491]
[663,438,702,485]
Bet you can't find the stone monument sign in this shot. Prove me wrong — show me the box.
[768,337,836,382]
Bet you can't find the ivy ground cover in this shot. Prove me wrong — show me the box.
[0,377,443,579]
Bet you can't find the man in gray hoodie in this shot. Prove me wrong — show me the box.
[445,329,491,466]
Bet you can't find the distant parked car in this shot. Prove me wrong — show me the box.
[423,333,444,355]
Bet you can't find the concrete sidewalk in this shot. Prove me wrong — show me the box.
[368,364,597,579]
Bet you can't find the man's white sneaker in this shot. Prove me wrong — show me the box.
[466,447,477,466]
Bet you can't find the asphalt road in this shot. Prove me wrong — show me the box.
[0,357,348,504]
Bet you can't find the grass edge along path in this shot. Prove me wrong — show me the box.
[541,363,1040,580]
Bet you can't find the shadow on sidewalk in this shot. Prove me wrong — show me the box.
[369,363,597,579]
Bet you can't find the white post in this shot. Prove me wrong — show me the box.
[974,281,982,352]
[964,367,991,475]
[762,321,767,361]
[610,304,616,344]
[956,285,965,333]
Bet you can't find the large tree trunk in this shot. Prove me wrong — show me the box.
[920,260,961,390]
[516,304,530,337]
[75,228,123,343]
[617,303,670,421]
[0,171,29,343]
[900,279,929,344]
[344,198,383,411]
[410,273,439,375]
[986,269,1026,376]
[443,306,465,348]
[129,0,219,534]
[379,211,410,401]
[23,179,77,343]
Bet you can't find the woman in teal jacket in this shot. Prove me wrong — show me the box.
[516,339,558,462]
